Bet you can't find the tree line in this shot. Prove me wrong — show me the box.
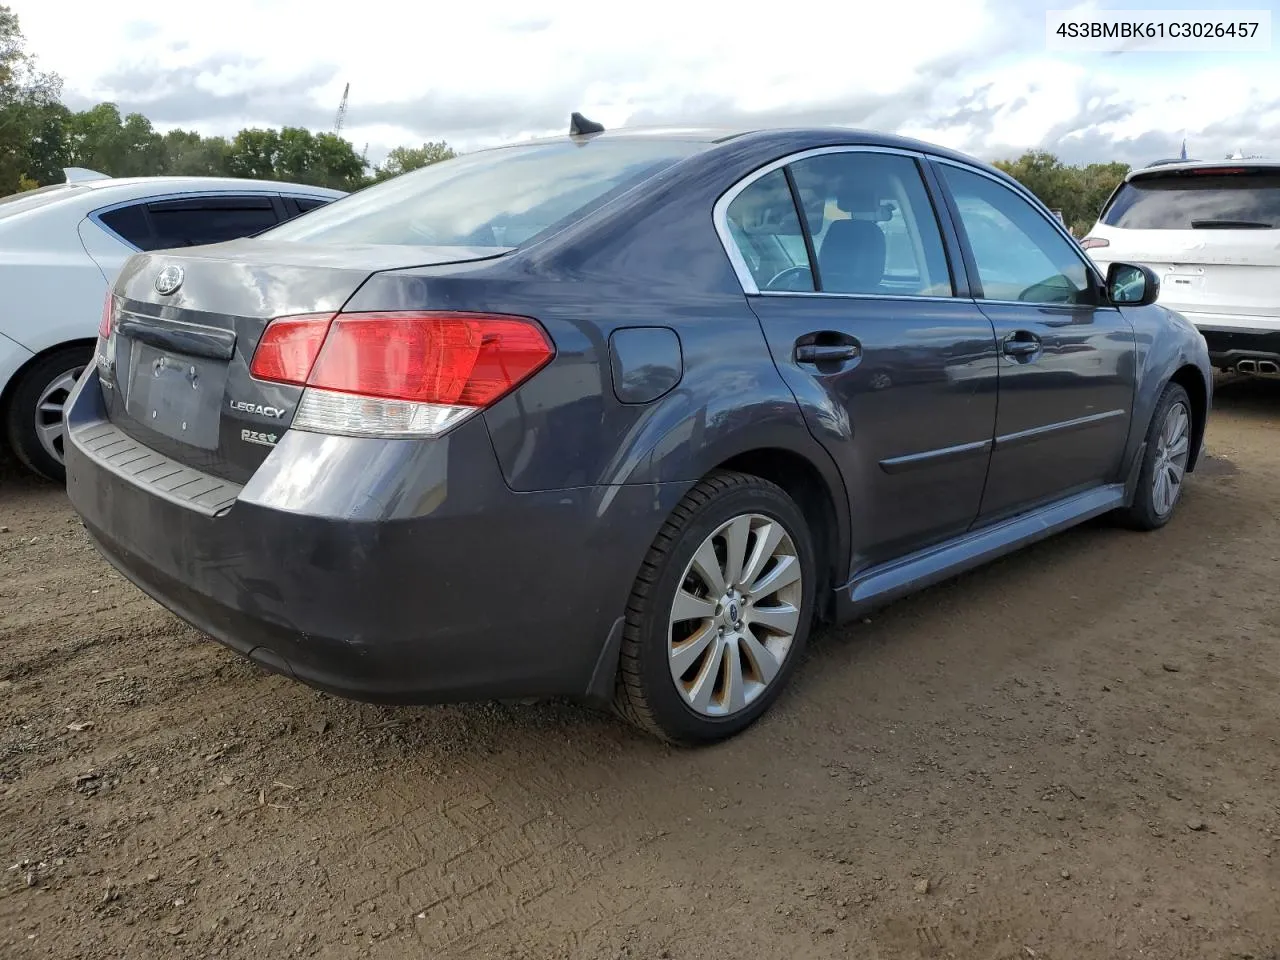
[1,4,1127,228]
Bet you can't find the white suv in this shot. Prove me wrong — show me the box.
[0,170,345,481]
[1082,160,1280,377]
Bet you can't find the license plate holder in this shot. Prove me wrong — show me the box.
[124,342,227,449]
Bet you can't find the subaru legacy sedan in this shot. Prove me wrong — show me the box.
[65,122,1211,744]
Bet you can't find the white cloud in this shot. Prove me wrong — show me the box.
[9,0,1280,165]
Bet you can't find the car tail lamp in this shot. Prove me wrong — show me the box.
[1079,236,1109,250]
[250,311,554,439]
[98,292,117,338]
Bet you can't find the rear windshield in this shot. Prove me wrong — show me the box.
[1101,169,1280,229]
[0,183,83,221]
[262,139,705,248]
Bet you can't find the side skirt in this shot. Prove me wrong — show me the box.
[835,483,1127,618]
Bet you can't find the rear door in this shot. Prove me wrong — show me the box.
[933,160,1137,522]
[1088,166,1280,325]
[721,147,999,571]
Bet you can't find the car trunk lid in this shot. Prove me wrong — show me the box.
[98,240,511,483]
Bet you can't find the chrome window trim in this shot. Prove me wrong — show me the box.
[712,144,928,297]
[755,290,959,304]
[931,156,1109,295]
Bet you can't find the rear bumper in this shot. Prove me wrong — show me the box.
[1193,324,1280,368]
[64,368,687,705]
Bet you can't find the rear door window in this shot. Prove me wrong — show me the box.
[1102,169,1280,229]
[144,195,281,249]
[292,196,330,213]
[97,203,153,249]
[787,152,952,297]
[724,169,815,292]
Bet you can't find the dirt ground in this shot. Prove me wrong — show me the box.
[2,378,1279,960]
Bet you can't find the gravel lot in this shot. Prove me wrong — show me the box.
[2,377,1279,960]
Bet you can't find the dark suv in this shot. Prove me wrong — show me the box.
[65,123,1212,744]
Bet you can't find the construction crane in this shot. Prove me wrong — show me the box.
[333,83,349,136]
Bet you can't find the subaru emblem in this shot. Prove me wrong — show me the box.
[154,265,184,296]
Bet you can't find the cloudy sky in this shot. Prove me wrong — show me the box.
[11,0,1280,167]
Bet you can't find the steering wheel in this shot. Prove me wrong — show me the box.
[765,266,812,292]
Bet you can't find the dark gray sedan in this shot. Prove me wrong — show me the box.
[64,121,1212,744]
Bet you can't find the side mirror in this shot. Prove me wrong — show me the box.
[1106,261,1160,307]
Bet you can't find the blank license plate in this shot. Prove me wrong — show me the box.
[124,342,227,449]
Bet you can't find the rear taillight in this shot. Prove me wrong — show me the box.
[98,292,116,338]
[250,311,554,439]
[248,313,334,384]
[1079,236,1109,250]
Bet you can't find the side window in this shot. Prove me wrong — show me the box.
[788,152,952,297]
[724,169,814,292]
[939,165,1095,305]
[293,197,330,213]
[96,203,153,249]
[145,196,280,250]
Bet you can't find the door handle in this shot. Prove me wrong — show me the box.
[795,343,860,364]
[1002,333,1041,359]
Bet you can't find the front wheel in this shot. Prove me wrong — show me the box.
[613,472,818,744]
[1117,381,1193,531]
[3,345,92,483]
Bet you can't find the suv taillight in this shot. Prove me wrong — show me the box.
[1079,236,1109,250]
[250,311,554,438]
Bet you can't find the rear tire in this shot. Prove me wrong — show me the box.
[613,471,817,745]
[1117,381,1193,531]
[3,345,91,484]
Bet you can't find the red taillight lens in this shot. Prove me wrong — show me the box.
[251,310,554,439]
[98,293,115,338]
[1079,236,1109,250]
[249,313,334,385]
[284,311,554,407]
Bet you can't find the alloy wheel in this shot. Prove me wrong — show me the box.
[33,366,85,466]
[667,513,804,717]
[1152,399,1191,517]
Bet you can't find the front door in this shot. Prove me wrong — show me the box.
[934,161,1138,521]
[720,149,999,572]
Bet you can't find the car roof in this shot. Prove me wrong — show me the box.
[77,176,346,197]
[486,124,1007,177]
[1127,158,1280,181]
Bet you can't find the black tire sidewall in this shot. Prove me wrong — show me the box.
[4,345,91,483]
[628,478,817,744]
[1131,382,1192,530]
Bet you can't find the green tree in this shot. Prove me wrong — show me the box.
[225,126,366,189]
[162,129,230,176]
[374,140,456,182]
[65,102,166,177]
[0,5,66,192]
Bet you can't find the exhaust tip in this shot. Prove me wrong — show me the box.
[1259,360,1280,376]
[1236,359,1259,374]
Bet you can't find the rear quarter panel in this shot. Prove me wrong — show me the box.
[0,250,105,356]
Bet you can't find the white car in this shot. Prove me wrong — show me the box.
[0,170,345,481]
[1081,159,1280,377]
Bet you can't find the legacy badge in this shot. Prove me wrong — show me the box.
[229,399,287,418]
